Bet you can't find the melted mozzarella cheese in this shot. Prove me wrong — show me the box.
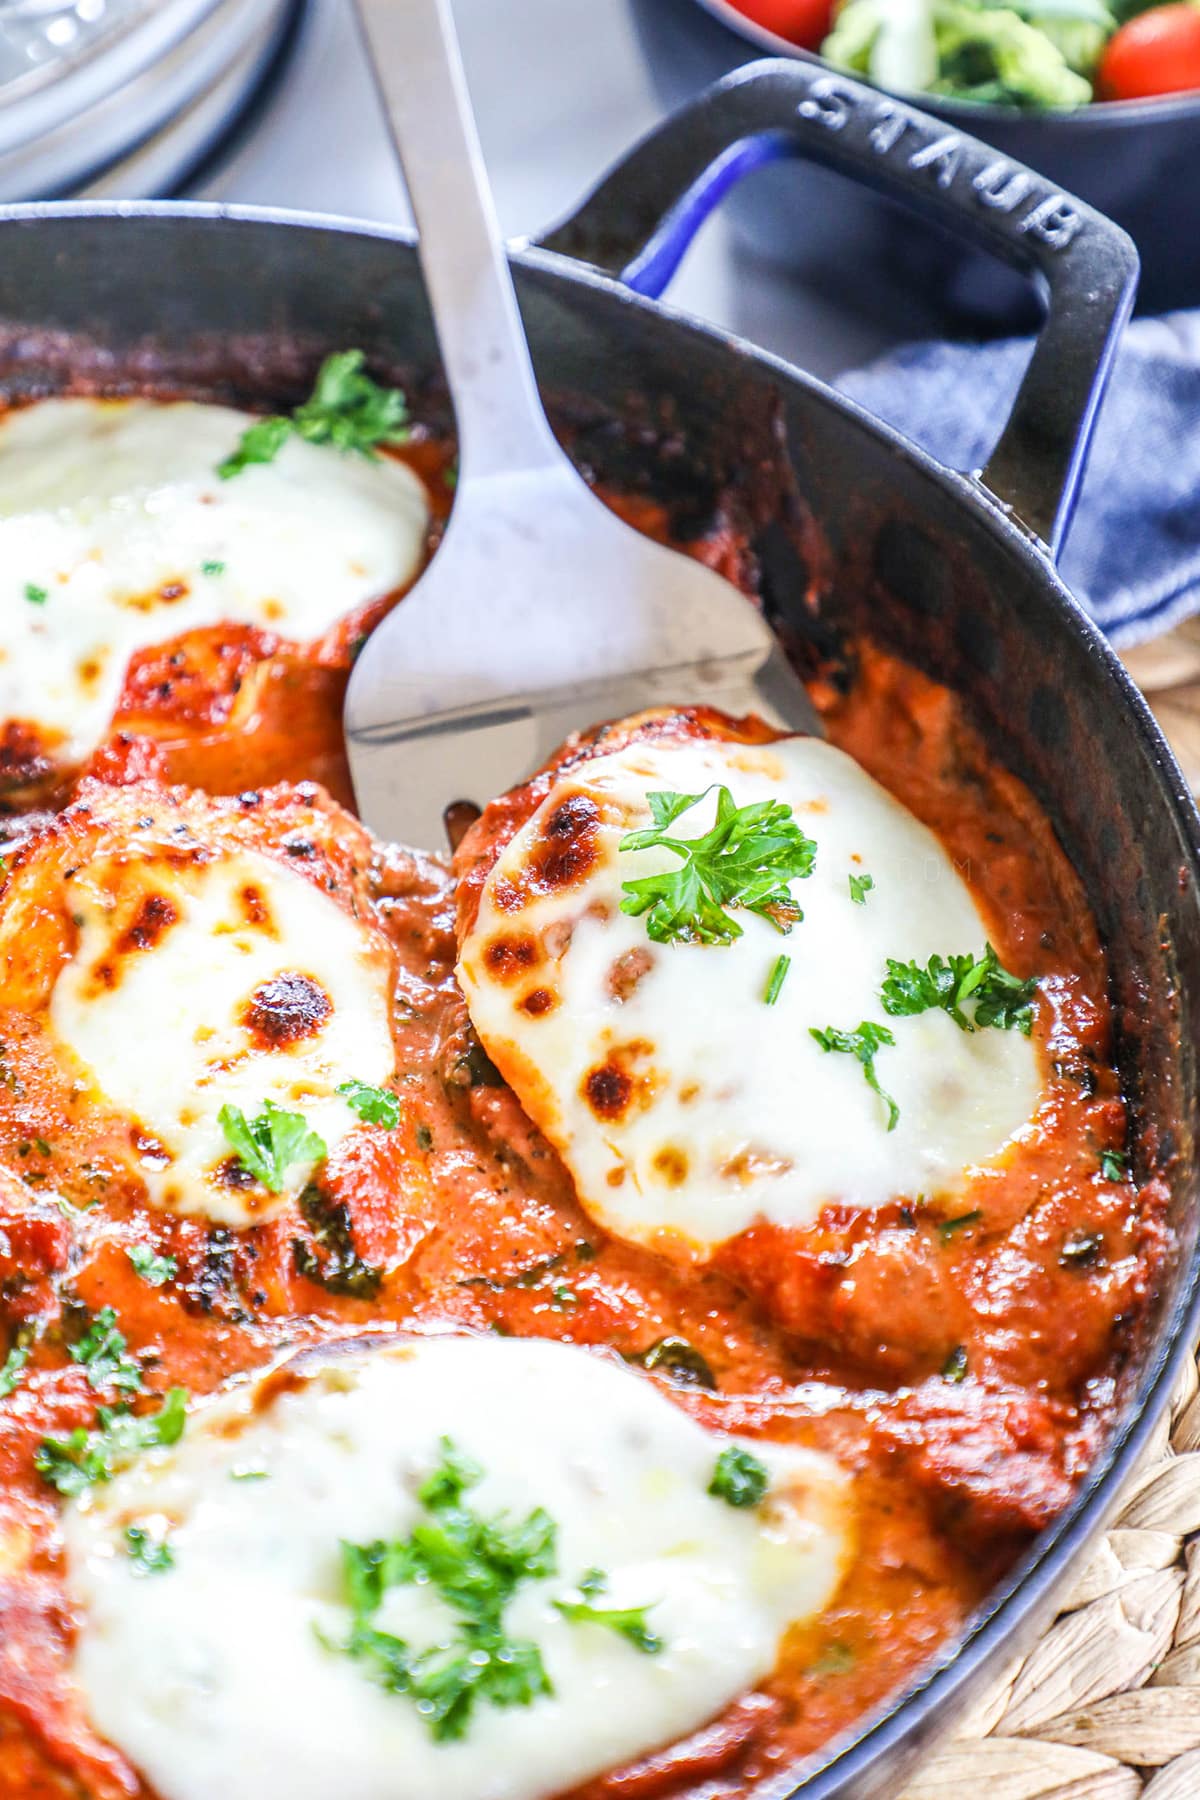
[50,846,395,1224]
[63,1335,849,1800]
[458,735,1041,1250]
[0,397,429,766]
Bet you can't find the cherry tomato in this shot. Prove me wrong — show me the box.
[1098,3,1200,99]
[728,0,834,51]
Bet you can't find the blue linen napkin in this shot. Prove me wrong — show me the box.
[837,310,1200,648]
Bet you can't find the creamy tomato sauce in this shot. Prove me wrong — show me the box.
[0,411,1167,1800]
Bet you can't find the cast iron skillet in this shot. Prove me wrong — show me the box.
[634,0,1200,320]
[1,57,1198,1800]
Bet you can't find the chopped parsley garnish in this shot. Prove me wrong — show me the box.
[127,1245,177,1286]
[337,1079,401,1129]
[1061,1230,1104,1269]
[1100,1148,1128,1182]
[810,1021,899,1131]
[708,1445,769,1508]
[812,1641,856,1677]
[330,1437,665,1738]
[619,786,816,947]
[68,1307,143,1395]
[763,954,791,1006]
[23,582,47,605]
[292,1186,381,1299]
[332,1435,555,1741]
[218,349,409,478]
[218,1100,326,1192]
[200,559,226,576]
[938,1209,983,1242]
[848,871,874,906]
[553,1568,662,1654]
[0,1343,29,1399]
[124,1524,174,1574]
[881,945,1037,1036]
[941,1345,969,1383]
[626,1336,717,1391]
[35,1388,188,1497]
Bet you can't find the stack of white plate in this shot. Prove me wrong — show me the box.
[0,0,299,200]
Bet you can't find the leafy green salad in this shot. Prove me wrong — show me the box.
[823,0,1154,105]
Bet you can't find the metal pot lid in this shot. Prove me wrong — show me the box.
[0,0,299,198]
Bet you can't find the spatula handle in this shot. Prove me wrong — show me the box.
[353,0,561,481]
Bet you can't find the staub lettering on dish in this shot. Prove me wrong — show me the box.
[795,76,1084,252]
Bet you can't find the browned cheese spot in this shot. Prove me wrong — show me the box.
[608,946,654,1003]
[519,987,557,1018]
[720,1147,794,1183]
[242,972,333,1048]
[116,892,179,956]
[530,793,601,894]
[483,933,542,984]
[130,1126,171,1169]
[652,1146,690,1187]
[581,1040,663,1124]
[239,884,276,933]
[584,1061,633,1121]
[491,877,522,915]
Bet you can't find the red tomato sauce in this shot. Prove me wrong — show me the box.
[0,438,1168,1799]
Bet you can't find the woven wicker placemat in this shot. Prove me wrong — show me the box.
[899,621,1200,1800]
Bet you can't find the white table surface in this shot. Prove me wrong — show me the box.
[196,0,925,381]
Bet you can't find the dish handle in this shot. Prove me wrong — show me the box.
[532,59,1138,558]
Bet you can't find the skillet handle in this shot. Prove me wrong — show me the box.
[532,59,1137,558]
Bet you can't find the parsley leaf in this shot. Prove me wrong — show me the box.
[331,1436,669,1740]
[0,1343,29,1399]
[24,582,47,605]
[124,1524,174,1574]
[337,1079,401,1129]
[292,1186,381,1299]
[708,1445,770,1508]
[626,1336,717,1390]
[1100,1148,1128,1182]
[218,350,408,479]
[881,944,1037,1036]
[35,1388,188,1497]
[127,1245,177,1286]
[333,1436,555,1741]
[848,871,874,905]
[763,954,791,1006]
[68,1307,143,1395]
[619,786,817,947]
[812,1641,856,1677]
[810,1021,899,1131]
[200,559,226,576]
[553,1568,662,1654]
[938,1209,983,1242]
[218,414,291,478]
[1060,1230,1104,1269]
[219,1100,326,1192]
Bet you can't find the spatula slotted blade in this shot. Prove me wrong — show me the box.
[345,464,820,851]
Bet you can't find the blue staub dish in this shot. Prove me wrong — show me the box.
[632,0,1200,320]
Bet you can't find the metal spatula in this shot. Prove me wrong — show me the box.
[345,0,820,852]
